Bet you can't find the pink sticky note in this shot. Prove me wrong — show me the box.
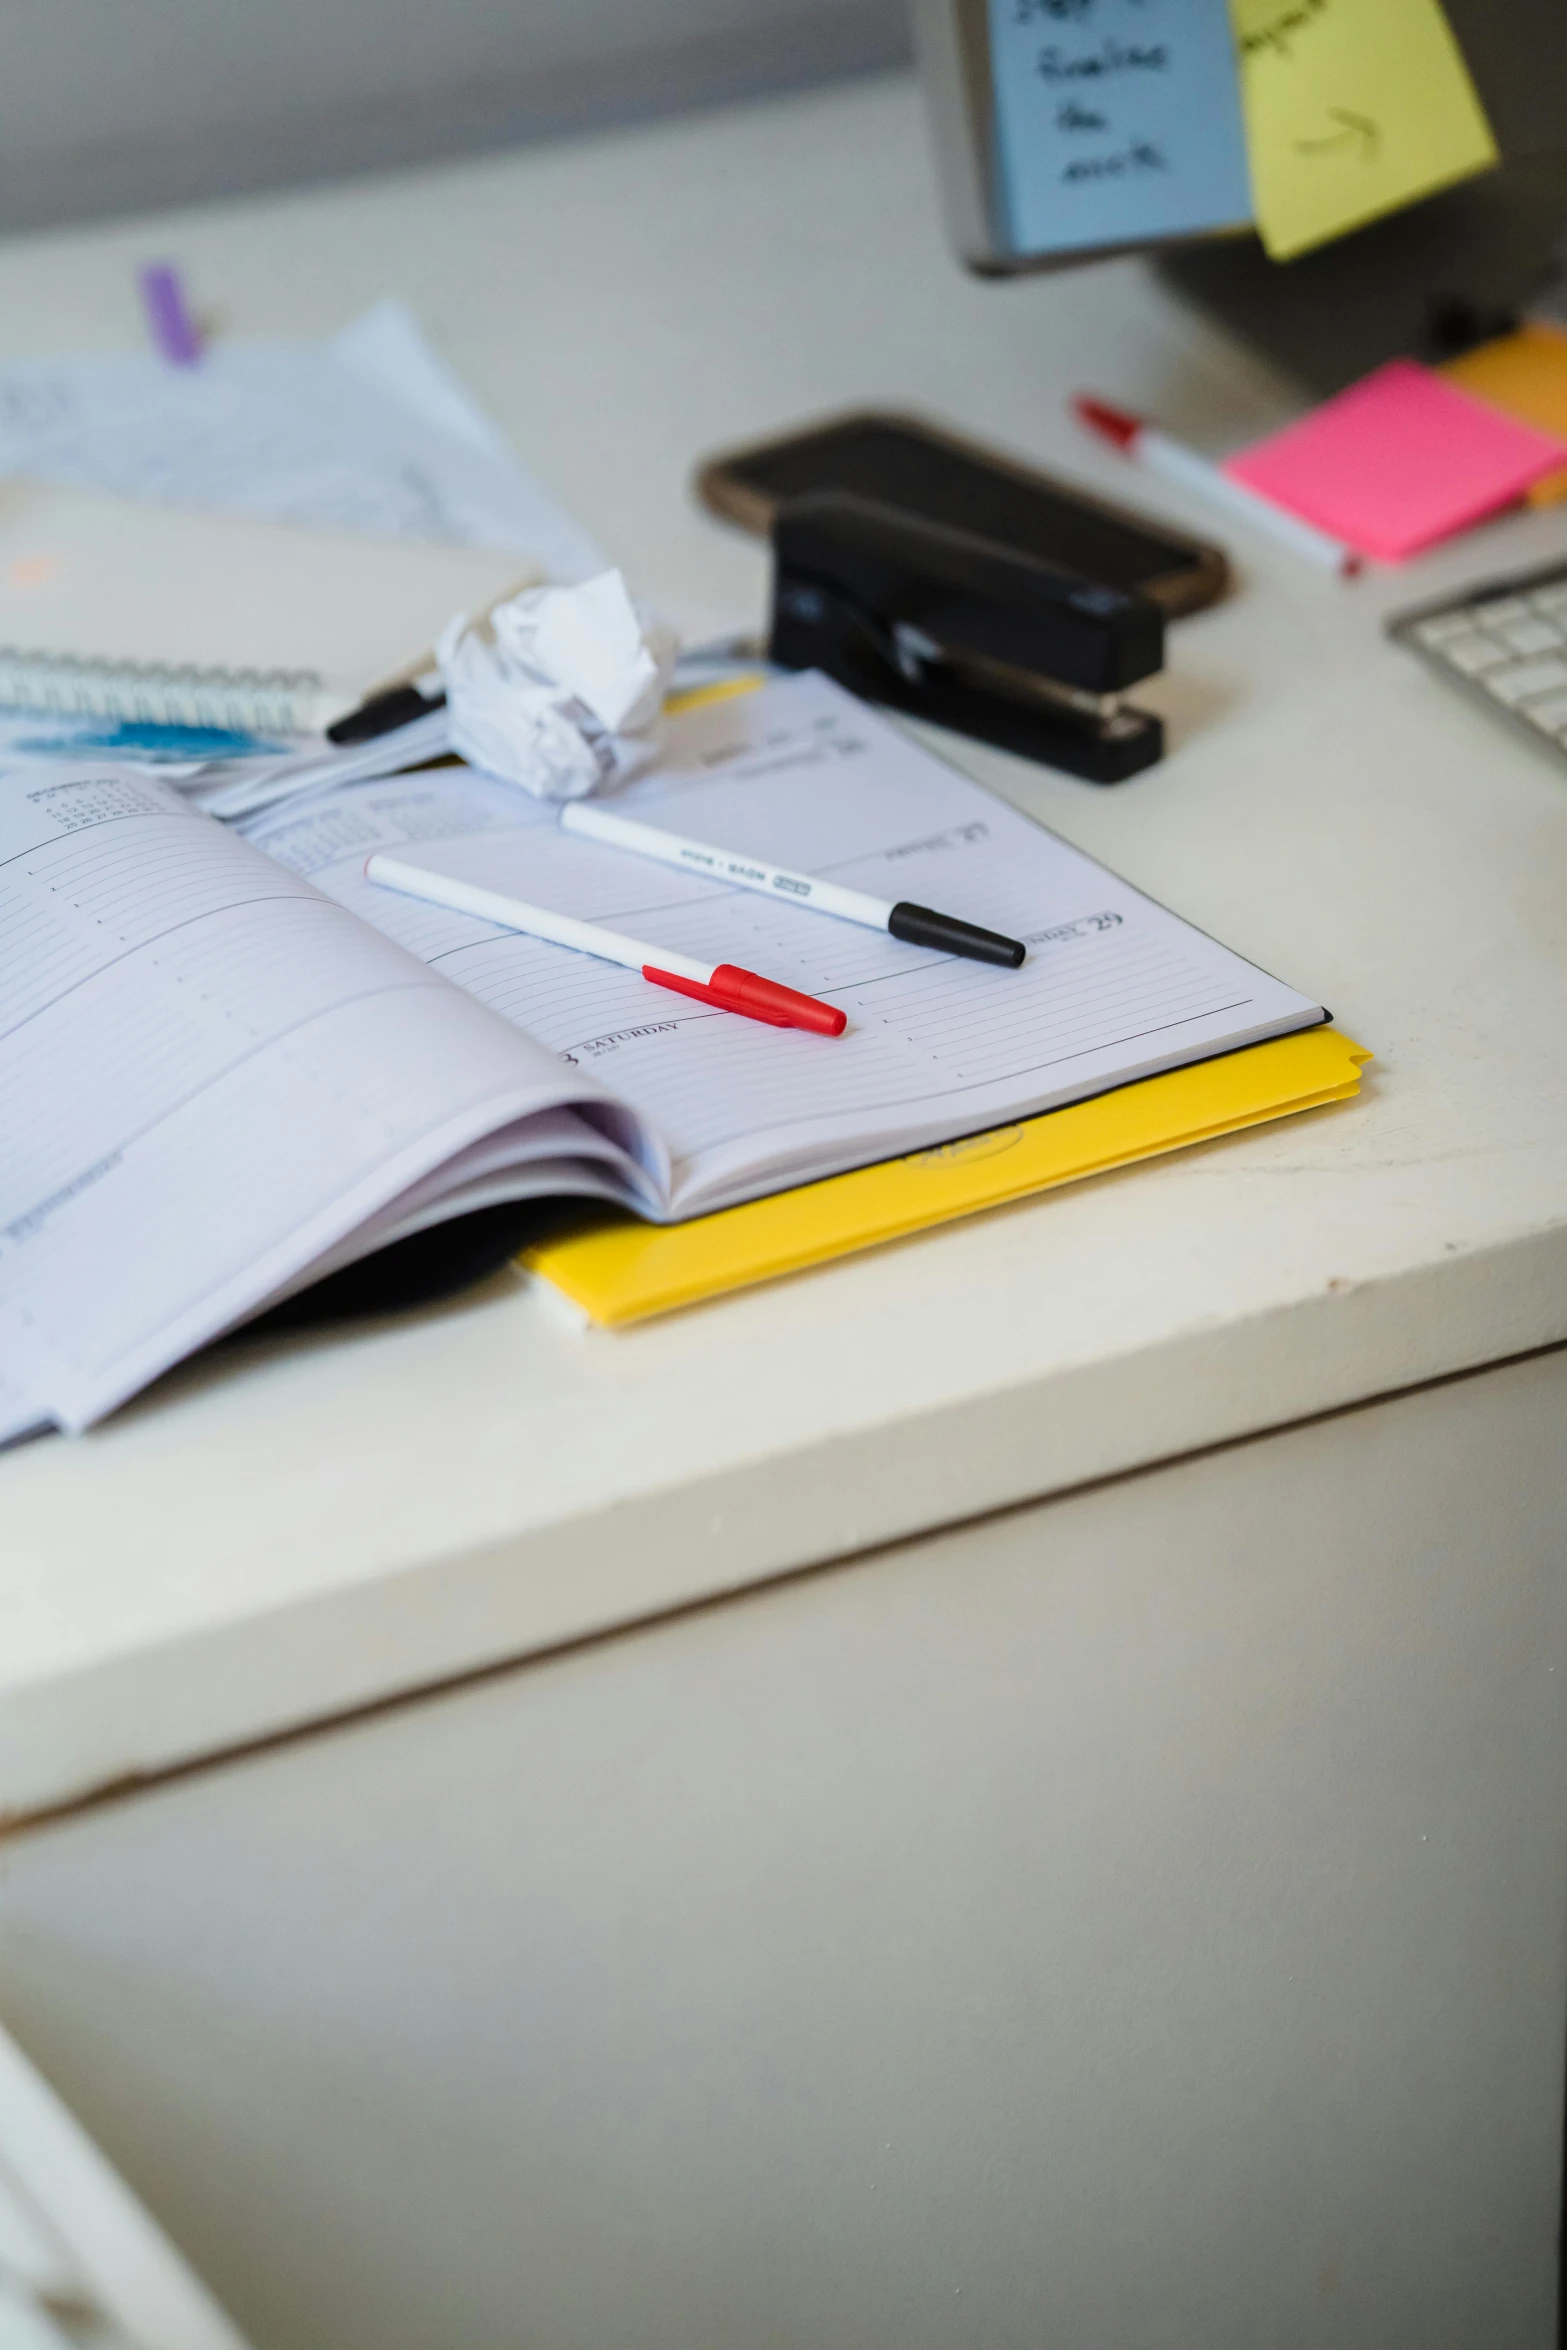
[1224,359,1567,563]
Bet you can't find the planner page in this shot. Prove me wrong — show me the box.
[0,770,646,1433]
[243,671,1324,1216]
[0,1359,42,1449]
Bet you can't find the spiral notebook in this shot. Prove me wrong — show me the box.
[0,478,534,735]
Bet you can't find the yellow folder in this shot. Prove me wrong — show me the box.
[522,1026,1370,1326]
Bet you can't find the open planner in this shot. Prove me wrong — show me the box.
[0,672,1325,1437]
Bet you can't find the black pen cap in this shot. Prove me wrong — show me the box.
[888,902,1025,967]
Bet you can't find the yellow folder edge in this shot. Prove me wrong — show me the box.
[521,1027,1371,1326]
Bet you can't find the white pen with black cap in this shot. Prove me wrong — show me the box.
[559,800,1026,968]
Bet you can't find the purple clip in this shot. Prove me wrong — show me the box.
[139,263,203,367]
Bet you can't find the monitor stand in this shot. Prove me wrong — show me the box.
[1156,156,1567,396]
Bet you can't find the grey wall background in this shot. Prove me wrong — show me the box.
[0,0,911,233]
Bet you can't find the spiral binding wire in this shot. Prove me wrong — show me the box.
[0,648,325,734]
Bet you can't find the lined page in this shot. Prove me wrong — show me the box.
[0,771,639,1431]
[244,672,1322,1215]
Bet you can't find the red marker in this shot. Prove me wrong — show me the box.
[364,852,846,1036]
[1072,392,1362,578]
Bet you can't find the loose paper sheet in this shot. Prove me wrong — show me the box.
[987,0,1252,258]
[0,301,606,579]
[438,571,675,800]
[1228,0,1496,261]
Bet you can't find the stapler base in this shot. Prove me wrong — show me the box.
[830,650,1163,781]
[766,495,1167,783]
[770,599,1164,783]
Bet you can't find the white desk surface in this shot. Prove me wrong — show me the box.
[4,76,1566,1823]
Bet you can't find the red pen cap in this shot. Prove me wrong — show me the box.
[1071,393,1142,450]
[644,963,846,1035]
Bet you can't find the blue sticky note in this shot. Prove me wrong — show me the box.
[989,0,1253,258]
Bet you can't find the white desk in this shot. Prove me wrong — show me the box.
[2,73,1566,2350]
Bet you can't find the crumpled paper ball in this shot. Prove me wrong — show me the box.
[437,569,678,801]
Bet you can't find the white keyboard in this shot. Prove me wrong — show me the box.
[1389,562,1567,761]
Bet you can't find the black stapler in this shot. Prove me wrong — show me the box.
[767,492,1165,782]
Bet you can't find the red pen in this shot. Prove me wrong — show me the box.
[1072,392,1362,578]
[364,852,847,1036]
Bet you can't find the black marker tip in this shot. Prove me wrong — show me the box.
[326,683,447,746]
[887,901,1026,968]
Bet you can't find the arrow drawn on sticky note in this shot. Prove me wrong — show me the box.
[1293,107,1380,161]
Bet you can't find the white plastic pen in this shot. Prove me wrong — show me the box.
[364,852,845,1034]
[1073,393,1363,579]
[560,801,1026,967]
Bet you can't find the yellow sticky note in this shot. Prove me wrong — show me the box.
[1229,0,1497,262]
[1442,325,1567,507]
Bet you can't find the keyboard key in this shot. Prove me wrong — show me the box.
[1484,655,1567,704]
[1440,631,1511,674]
[1413,611,1477,645]
[1522,687,1567,731]
[1499,617,1564,655]
[1391,572,1567,769]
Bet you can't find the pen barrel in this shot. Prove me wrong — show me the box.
[562,801,887,929]
[364,853,714,981]
[888,902,1026,968]
[1141,432,1358,574]
[790,875,890,926]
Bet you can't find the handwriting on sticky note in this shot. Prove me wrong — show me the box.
[988,0,1252,257]
[1228,0,1496,261]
